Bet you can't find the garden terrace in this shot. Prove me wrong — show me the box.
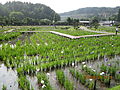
[17,26,116,39]
[0,26,120,90]
[89,26,120,33]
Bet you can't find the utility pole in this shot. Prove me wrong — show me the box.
[53,12,56,29]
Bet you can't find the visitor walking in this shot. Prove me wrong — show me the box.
[1,25,3,28]
[116,27,118,35]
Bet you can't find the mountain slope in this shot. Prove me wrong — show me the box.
[60,7,120,20]
[0,1,60,21]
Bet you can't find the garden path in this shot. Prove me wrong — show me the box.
[14,27,120,39]
[49,31,115,39]
[4,29,15,33]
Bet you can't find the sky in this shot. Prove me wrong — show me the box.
[0,0,120,13]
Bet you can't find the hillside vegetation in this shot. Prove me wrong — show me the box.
[60,7,120,20]
[0,1,60,25]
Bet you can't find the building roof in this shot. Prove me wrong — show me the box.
[79,21,90,23]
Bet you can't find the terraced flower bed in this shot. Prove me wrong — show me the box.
[0,28,10,33]
[37,72,52,90]
[0,32,21,41]
[0,27,31,42]
[56,28,101,36]
[0,26,120,90]
[90,26,120,33]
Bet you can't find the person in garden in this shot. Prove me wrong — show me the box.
[1,25,3,28]
[116,27,118,35]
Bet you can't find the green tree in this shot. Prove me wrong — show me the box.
[9,12,24,25]
[73,19,79,29]
[91,17,99,29]
[66,17,79,29]
[9,12,24,20]
[67,17,73,25]
[117,9,120,22]
[0,16,5,25]
[23,17,35,25]
[40,19,51,25]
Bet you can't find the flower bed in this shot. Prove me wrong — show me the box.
[56,70,74,90]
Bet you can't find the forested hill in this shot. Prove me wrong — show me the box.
[0,1,60,25]
[60,7,120,20]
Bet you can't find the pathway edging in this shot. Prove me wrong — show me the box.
[15,26,119,39]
